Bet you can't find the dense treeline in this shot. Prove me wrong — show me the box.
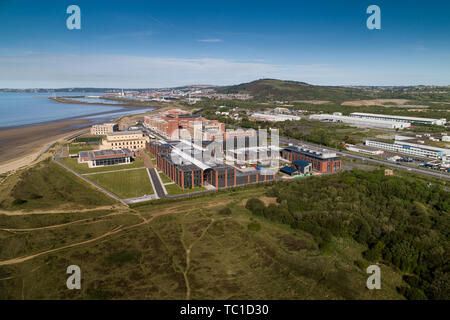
[245,170,449,300]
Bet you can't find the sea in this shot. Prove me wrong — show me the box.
[0,92,154,128]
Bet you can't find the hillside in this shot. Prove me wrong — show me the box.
[217,79,376,102]
[216,79,450,103]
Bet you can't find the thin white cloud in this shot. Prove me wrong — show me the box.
[0,53,342,88]
[197,39,222,43]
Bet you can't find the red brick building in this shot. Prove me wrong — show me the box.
[280,146,341,173]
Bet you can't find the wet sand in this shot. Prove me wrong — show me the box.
[0,100,160,174]
[0,119,91,173]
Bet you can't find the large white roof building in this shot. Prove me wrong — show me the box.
[350,112,446,126]
[309,114,410,129]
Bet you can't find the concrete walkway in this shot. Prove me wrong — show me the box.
[82,167,146,176]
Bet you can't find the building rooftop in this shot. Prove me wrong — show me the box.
[350,112,446,122]
[107,130,142,136]
[83,148,132,161]
[284,145,337,160]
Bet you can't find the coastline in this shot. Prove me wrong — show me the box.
[0,101,159,174]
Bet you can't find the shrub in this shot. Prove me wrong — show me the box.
[247,222,261,232]
[245,198,265,216]
[218,207,232,215]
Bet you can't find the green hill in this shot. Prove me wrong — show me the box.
[217,79,375,102]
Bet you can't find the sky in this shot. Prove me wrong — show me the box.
[0,0,449,88]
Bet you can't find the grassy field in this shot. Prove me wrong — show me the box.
[0,185,405,299]
[165,184,206,195]
[0,159,116,211]
[87,169,153,199]
[68,144,95,154]
[59,157,145,174]
[159,172,172,183]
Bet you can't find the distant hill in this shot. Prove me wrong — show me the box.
[216,79,375,102]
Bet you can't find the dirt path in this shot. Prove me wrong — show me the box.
[0,205,122,216]
[0,212,121,232]
[0,199,234,267]
[141,151,155,169]
[182,216,218,300]
[0,204,189,266]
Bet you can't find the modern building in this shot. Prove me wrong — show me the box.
[349,112,446,126]
[99,131,149,150]
[90,123,118,135]
[250,113,301,122]
[280,166,298,176]
[292,159,312,174]
[280,145,341,173]
[365,140,450,159]
[309,114,410,129]
[144,109,225,140]
[147,140,276,189]
[78,148,133,168]
[345,144,384,155]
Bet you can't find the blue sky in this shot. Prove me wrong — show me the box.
[0,0,449,88]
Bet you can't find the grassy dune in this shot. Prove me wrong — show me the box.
[0,186,405,299]
[0,159,116,211]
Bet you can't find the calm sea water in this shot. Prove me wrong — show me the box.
[0,92,125,128]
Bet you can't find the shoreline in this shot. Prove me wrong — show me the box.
[0,102,159,174]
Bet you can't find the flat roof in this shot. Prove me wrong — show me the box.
[350,112,445,122]
[108,130,142,135]
[86,148,132,160]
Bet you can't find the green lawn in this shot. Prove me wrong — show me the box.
[68,144,95,154]
[165,183,205,195]
[59,157,145,174]
[159,172,172,183]
[87,169,153,199]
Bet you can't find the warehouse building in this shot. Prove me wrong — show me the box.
[365,140,450,159]
[78,148,133,168]
[350,112,446,126]
[280,145,341,173]
[250,113,301,122]
[309,114,410,129]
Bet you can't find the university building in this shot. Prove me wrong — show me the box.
[147,140,276,189]
[99,130,149,150]
[280,145,341,173]
[78,149,133,168]
[90,123,118,135]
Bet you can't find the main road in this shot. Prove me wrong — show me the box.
[278,136,450,181]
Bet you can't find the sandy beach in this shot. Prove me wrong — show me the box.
[0,119,92,174]
[0,102,161,174]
